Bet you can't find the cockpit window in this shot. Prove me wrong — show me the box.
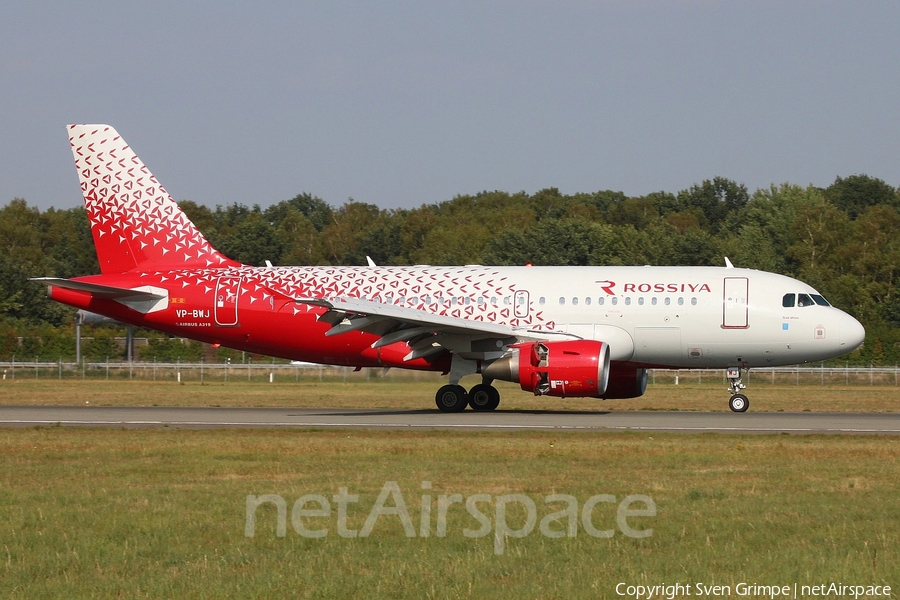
[785,292,830,308]
[811,294,830,307]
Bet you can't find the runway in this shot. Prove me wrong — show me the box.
[1,406,899,434]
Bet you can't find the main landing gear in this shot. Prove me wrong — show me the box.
[434,383,501,413]
[726,367,749,413]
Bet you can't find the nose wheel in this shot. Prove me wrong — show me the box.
[729,393,749,412]
[726,367,750,412]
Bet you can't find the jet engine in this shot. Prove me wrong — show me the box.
[602,367,649,399]
[483,340,610,397]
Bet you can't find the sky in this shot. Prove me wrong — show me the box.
[2,1,899,212]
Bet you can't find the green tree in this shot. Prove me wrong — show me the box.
[675,177,749,232]
[825,174,898,219]
[483,219,616,266]
[264,193,334,232]
[276,209,323,265]
[217,212,284,266]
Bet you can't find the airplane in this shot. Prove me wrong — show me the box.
[35,124,866,413]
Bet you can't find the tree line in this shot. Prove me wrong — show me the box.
[1,174,898,364]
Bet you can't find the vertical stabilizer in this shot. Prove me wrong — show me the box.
[68,124,239,274]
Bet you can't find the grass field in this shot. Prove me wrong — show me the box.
[0,428,897,598]
[1,377,899,412]
[1,380,897,597]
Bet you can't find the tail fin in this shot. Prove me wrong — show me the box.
[67,124,239,274]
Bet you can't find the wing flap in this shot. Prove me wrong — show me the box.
[293,295,578,361]
[296,296,518,338]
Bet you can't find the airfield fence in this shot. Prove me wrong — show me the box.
[1,360,900,386]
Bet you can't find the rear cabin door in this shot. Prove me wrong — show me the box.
[723,277,749,329]
[214,276,242,326]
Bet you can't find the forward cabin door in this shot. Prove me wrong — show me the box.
[723,277,749,329]
[214,275,242,326]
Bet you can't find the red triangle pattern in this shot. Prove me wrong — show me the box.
[68,124,237,274]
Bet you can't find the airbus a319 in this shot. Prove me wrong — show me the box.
[36,125,866,413]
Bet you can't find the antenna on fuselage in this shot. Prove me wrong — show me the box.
[724,257,734,269]
[366,256,377,267]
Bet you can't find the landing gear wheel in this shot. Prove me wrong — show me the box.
[435,384,469,412]
[729,394,749,413]
[468,384,501,411]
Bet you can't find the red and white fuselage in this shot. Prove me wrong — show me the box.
[38,125,865,411]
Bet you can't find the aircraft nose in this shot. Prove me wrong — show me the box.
[839,315,866,350]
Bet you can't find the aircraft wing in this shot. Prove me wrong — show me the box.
[295,296,566,361]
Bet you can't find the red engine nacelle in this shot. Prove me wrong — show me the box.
[483,340,610,398]
[602,367,649,399]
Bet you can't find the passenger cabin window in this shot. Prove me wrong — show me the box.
[783,293,795,308]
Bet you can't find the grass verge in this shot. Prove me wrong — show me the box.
[0,428,897,598]
[1,378,898,412]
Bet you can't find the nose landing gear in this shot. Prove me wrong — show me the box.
[727,367,749,412]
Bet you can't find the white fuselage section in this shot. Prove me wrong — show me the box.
[253,264,864,369]
[492,266,863,368]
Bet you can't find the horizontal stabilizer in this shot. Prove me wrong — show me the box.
[33,277,163,299]
[32,278,169,314]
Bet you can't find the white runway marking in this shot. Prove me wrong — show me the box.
[2,417,899,434]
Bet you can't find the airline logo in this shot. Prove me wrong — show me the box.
[595,281,713,295]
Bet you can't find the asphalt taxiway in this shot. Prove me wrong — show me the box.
[0,406,898,434]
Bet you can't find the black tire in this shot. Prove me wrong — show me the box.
[435,384,469,412]
[468,384,501,411]
[729,393,749,413]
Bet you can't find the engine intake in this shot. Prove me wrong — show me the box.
[483,340,610,397]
